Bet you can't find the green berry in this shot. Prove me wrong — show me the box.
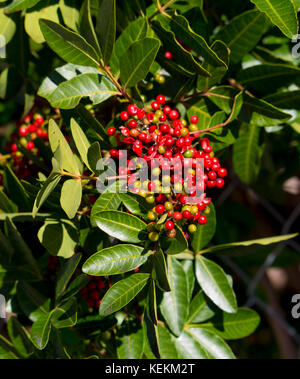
[147,212,157,221]
[188,224,197,233]
[184,150,193,158]
[148,232,159,242]
[181,128,189,137]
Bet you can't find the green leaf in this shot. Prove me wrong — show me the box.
[17,282,51,322]
[93,211,147,243]
[33,173,61,217]
[0,190,17,213]
[233,123,263,185]
[187,291,215,324]
[120,38,160,88]
[214,10,269,63]
[191,203,216,252]
[48,119,80,174]
[56,253,82,300]
[193,308,260,340]
[59,0,79,31]
[156,324,180,359]
[79,0,101,55]
[83,244,151,276]
[70,118,92,170]
[120,192,151,217]
[60,179,82,219]
[7,317,35,358]
[169,13,227,68]
[59,274,90,302]
[110,17,148,74]
[24,3,60,44]
[47,73,119,109]
[237,63,300,94]
[117,321,144,359]
[0,335,20,359]
[207,86,291,126]
[87,142,102,174]
[99,273,150,316]
[251,0,298,38]
[197,40,229,92]
[151,19,210,77]
[264,90,300,109]
[38,220,78,259]
[195,255,237,313]
[5,0,40,13]
[160,256,188,336]
[30,312,53,350]
[200,233,299,255]
[91,192,121,226]
[184,328,235,359]
[153,250,171,292]
[38,64,99,99]
[39,18,100,67]
[182,260,195,302]
[161,224,188,255]
[187,98,212,127]
[5,218,41,278]
[174,330,210,359]
[96,0,116,64]
[0,9,16,45]
[3,165,31,210]
[51,298,77,329]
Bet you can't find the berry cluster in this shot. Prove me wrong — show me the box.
[3,109,50,180]
[80,276,108,309]
[107,96,228,241]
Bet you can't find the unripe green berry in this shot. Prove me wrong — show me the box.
[189,124,198,132]
[158,145,166,154]
[181,128,189,137]
[188,224,197,233]
[146,195,156,204]
[204,207,211,215]
[148,232,159,242]
[184,150,193,158]
[191,206,199,214]
[147,212,157,221]
[164,201,173,211]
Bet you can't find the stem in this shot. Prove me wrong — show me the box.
[149,0,176,21]
[103,65,133,103]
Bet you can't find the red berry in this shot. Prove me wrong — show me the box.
[198,215,207,225]
[127,104,138,115]
[151,101,160,110]
[218,168,228,178]
[164,51,173,59]
[190,115,199,124]
[19,126,28,137]
[155,205,165,214]
[179,195,188,204]
[28,124,36,133]
[160,124,169,134]
[165,221,175,231]
[107,127,116,136]
[173,212,183,221]
[110,148,118,158]
[120,111,129,121]
[169,110,179,120]
[163,106,172,115]
[208,171,217,180]
[137,109,145,119]
[156,95,166,104]
[182,210,191,219]
[216,178,225,188]
[26,141,35,150]
[128,119,137,129]
[35,115,44,126]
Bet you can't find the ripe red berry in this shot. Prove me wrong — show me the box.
[11,143,18,152]
[165,51,173,59]
[218,168,228,178]
[151,101,160,110]
[137,109,145,119]
[163,106,171,115]
[35,115,44,126]
[19,126,28,137]
[28,124,36,133]
[173,212,183,221]
[26,141,35,150]
[128,120,137,130]
[120,111,129,121]
[198,215,207,225]
[179,195,188,205]
[110,148,119,158]
[190,115,199,124]
[216,178,225,188]
[208,171,217,180]
[182,210,191,219]
[127,104,138,115]
[165,221,175,231]
[169,110,179,120]
[155,205,165,214]
[107,127,116,136]
[156,95,166,104]
[160,124,169,134]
